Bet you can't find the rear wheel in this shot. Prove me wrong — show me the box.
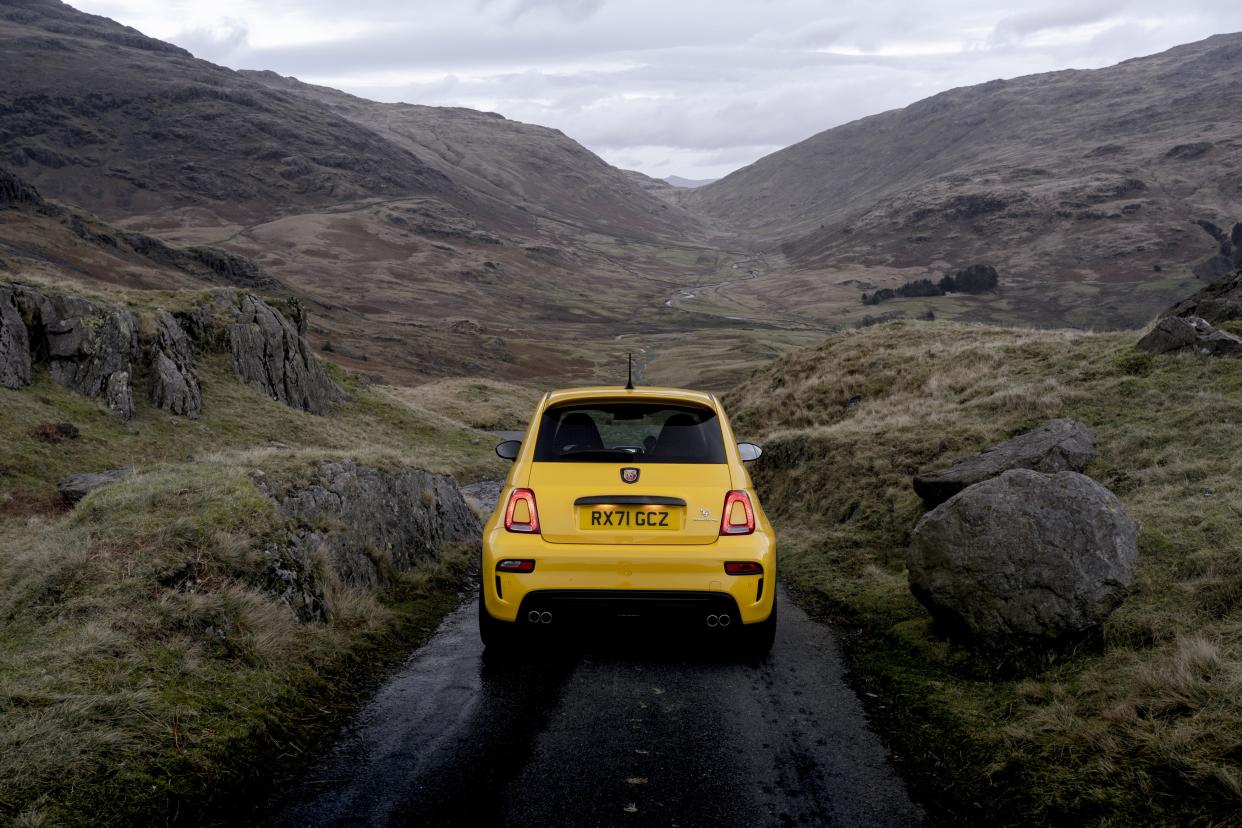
[743,597,778,657]
[478,590,513,651]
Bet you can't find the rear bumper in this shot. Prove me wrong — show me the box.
[481,529,775,625]
[519,589,740,627]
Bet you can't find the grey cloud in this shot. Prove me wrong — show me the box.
[483,0,608,23]
[75,0,1242,178]
[991,0,1125,44]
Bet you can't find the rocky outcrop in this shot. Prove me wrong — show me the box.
[13,289,139,419]
[1190,222,1242,283]
[907,469,1139,644]
[0,167,43,208]
[913,419,1096,509]
[264,461,481,620]
[148,310,201,418]
[1163,266,1242,325]
[121,232,281,290]
[0,287,32,389]
[4,283,342,419]
[228,294,343,415]
[58,468,134,504]
[1137,316,1242,357]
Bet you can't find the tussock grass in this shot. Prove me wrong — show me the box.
[0,341,500,824]
[728,321,1242,825]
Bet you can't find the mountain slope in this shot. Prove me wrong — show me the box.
[0,0,750,386]
[687,34,1242,285]
[241,71,702,240]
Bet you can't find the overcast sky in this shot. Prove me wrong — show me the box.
[71,0,1242,180]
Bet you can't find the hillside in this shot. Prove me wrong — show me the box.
[727,318,1242,825]
[0,0,763,388]
[684,34,1242,326]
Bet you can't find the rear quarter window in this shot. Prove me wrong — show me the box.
[533,402,727,463]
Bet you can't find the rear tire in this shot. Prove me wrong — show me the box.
[478,590,513,651]
[744,597,778,658]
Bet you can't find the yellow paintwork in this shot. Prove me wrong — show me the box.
[481,386,777,625]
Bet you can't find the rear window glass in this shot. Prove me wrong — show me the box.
[534,402,726,464]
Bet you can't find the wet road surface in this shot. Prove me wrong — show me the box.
[269,588,923,827]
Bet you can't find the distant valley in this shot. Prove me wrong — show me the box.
[2,0,1241,387]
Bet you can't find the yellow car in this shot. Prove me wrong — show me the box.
[479,385,777,654]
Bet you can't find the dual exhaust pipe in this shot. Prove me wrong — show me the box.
[526,609,732,627]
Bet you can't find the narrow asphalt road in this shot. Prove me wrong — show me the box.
[267,588,923,827]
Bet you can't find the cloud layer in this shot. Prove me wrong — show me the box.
[74,0,1242,178]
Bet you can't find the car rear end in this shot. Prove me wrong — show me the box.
[480,386,776,645]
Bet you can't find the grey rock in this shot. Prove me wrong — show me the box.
[0,287,32,389]
[1164,266,1242,324]
[229,294,343,415]
[58,468,134,504]
[17,289,138,419]
[913,418,1096,509]
[460,478,504,514]
[907,469,1139,644]
[1137,315,1242,356]
[149,310,201,418]
[267,460,481,620]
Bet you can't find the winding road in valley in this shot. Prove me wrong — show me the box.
[267,587,923,827]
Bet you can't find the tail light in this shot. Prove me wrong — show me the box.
[497,559,536,573]
[724,561,763,575]
[504,487,540,534]
[720,490,755,535]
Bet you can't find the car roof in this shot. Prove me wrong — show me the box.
[542,386,718,409]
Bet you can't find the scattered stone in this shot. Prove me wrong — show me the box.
[913,419,1096,509]
[58,468,134,504]
[907,469,1139,644]
[1136,315,1242,356]
[0,287,32,389]
[228,294,344,415]
[149,310,202,418]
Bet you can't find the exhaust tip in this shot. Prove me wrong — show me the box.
[706,614,719,627]
[539,611,552,624]
[718,614,732,627]
[527,610,541,623]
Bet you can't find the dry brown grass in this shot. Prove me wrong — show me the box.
[381,377,543,431]
[728,320,1242,825]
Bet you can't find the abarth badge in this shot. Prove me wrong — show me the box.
[621,467,640,484]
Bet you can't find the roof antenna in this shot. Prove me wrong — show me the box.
[625,352,635,390]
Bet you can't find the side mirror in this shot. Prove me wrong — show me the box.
[737,442,763,462]
[495,440,521,461]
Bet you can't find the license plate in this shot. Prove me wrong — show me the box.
[579,508,681,530]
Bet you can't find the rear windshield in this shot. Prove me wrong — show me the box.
[534,402,727,464]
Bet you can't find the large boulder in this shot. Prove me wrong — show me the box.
[265,460,480,619]
[0,287,32,389]
[913,419,1096,509]
[907,469,1139,644]
[229,294,343,415]
[58,468,134,505]
[1136,315,1242,357]
[149,310,202,418]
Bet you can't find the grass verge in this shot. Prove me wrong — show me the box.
[0,337,502,825]
[727,321,1242,826]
